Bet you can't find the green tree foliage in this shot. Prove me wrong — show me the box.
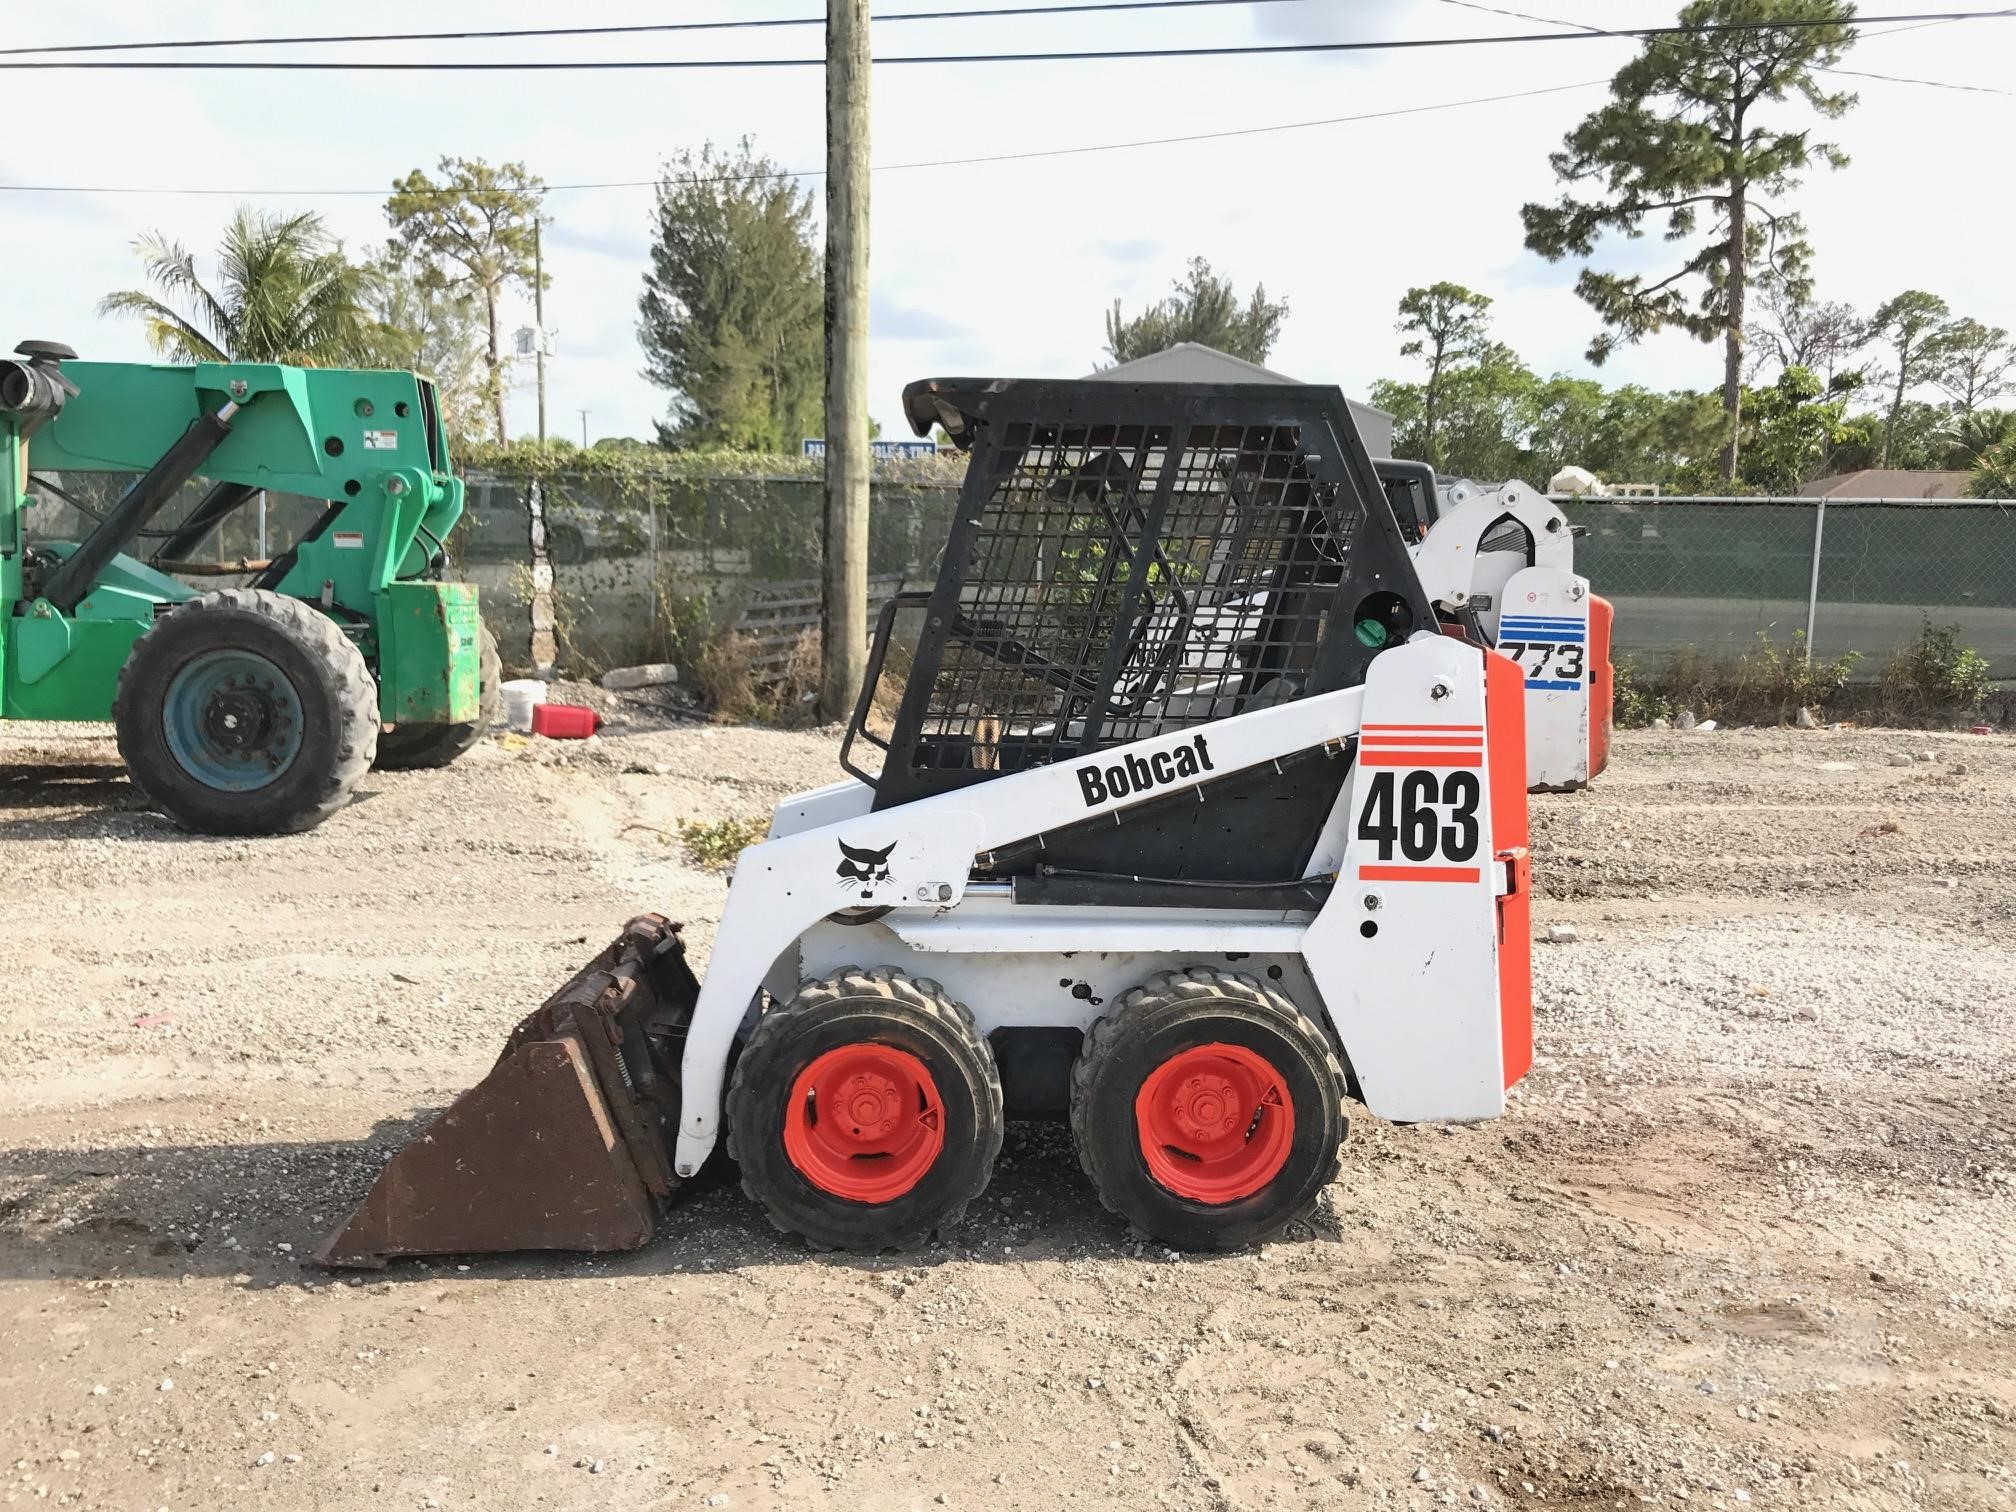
[1946,408,2016,469]
[1933,317,2015,416]
[99,208,381,365]
[1103,257,1287,366]
[1968,438,2016,498]
[1395,283,1494,469]
[637,138,822,452]
[386,157,547,444]
[1738,365,1865,493]
[1520,0,1857,481]
[1373,335,1728,491]
[1827,398,1949,473]
[1863,290,1961,465]
[365,242,487,445]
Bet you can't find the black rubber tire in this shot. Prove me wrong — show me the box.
[373,623,501,771]
[113,587,377,836]
[1070,966,1348,1252]
[726,967,1003,1253]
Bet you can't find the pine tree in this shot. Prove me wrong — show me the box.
[637,138,823,451]
[1521,0,1857,481]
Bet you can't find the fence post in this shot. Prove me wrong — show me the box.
[1803,495,1828,658]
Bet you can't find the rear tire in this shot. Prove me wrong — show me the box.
[113,588,377,836]
[1070,966,1347,1252]
[374,623,501,771]
[727,968,1003,1252]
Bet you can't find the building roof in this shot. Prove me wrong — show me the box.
[1081,342,1395,456]
[1796,469,1972,500]
[1085,342,1304,386]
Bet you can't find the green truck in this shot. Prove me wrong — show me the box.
[2,340,497,835]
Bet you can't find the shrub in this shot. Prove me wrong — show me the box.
[1620,631,1857,726]
[675,815,769,871]
[1878,618,1991,722]
[1612,656,1671,728]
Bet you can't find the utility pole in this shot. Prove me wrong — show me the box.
[819,0,871,722]
[578,410,590,449]
[533,222,548,445]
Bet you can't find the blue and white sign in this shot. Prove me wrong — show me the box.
[802,438,938,461]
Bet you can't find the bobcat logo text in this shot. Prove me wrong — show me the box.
[1076,733,1216,808]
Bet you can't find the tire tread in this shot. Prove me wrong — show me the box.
[1071,966,1347,1249]
[727,966,1003,1252]
[113,587,377,835]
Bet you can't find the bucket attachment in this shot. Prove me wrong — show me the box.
[317,914,700,1269]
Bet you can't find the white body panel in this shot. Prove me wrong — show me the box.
[671,635,1521,1177]
[1498,565,1593,792]
[1409,478,1599,791]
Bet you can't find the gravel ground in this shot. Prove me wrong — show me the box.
[1,719,2012,1511]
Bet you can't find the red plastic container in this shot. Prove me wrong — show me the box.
[530,702,601,739]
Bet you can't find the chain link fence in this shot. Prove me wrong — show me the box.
[25,466,2011,689]
[454,469,962,676]
[1558,495,2016,679]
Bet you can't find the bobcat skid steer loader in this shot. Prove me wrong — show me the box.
[320,377,1534,1265]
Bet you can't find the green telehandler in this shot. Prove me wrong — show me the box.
[1,340,498,835]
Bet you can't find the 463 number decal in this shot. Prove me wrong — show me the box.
[1355,770,1480,863]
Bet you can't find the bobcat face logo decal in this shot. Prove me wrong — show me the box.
[836,838,896,898]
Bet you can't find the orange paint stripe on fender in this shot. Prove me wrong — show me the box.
[1358,865,1483,883]
[1359,750,1483,768]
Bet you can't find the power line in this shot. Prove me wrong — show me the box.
[1434,0,2016,97]
[0,11,2010,71]
[0,80,1607,199]
[0,0,1308,59]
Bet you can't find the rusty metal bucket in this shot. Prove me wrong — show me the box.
[317,914,699,1269]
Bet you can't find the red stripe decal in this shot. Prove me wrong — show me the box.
[1359,865,1482,884]
[1361,735,1484,746]
[1360,751,1484,768]
[1361,723,1483,732]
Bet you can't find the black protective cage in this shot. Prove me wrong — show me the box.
[843,380,1435,887]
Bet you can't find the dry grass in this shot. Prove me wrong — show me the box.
[693,627,822,726]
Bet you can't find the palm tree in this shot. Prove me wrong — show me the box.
[99,208,382,365]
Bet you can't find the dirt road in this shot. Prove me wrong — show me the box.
[2,718,2012,1511]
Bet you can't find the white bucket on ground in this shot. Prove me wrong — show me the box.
[500,679,546,733]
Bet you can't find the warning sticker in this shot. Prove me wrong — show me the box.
[362,430,399,450]
[332,531,364,550]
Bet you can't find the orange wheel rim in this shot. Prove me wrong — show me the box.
[782,1044,945,1203]
[1134,1042,1294,1204]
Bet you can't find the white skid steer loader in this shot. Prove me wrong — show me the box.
[1380,462,1614,792]
[320,378,1536,1265]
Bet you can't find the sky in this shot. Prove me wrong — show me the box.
[3,1,2013,448]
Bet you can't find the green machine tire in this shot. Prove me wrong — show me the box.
[114,588,378,835]
[374,623,501,772]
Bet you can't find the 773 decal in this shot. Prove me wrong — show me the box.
[1497,640,1586,681]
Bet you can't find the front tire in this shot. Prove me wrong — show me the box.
[727,968,1003,1252]
[1071,966,1347,1252]
[114,588,377,835]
